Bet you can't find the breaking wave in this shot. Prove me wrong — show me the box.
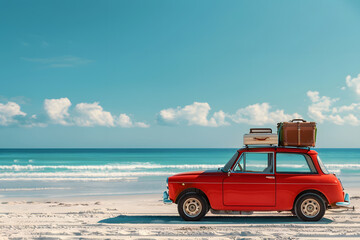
[0,162,356,181]
[0,164,223,171]
[0,172,176,177]
[0,163,358,171]
[0,187,71,191]
[0,177,138,182]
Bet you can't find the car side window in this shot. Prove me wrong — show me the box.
[233,152,274,174]
[276,153,317,173]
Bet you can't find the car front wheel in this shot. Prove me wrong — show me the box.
[294,193,326,221]
[178,193,208,221]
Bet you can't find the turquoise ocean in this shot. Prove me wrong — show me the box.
[0,148,359,198]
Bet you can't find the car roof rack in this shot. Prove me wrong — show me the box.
[243,145,311,150]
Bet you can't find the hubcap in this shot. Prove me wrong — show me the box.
[301,198,320,218]
[183,198,202,218]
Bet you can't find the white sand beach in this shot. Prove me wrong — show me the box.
[0,188,359,239]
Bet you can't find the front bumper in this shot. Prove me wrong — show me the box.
[335,193,352,208]
[163,190,172,204]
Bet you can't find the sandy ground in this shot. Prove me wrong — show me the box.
[0,189,359,239]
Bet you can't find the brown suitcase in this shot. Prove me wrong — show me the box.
[277,119,317,147]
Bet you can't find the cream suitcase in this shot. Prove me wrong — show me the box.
[244,128,278,146]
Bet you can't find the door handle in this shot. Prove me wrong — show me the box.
[266,176,275,179]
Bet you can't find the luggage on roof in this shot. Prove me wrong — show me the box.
[243,128,278,146]
[277,119,317,147]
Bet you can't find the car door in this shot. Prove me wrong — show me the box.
[275,152,319,208]
[223,151,276,206]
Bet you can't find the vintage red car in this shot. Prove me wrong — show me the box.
[163,147,351,221]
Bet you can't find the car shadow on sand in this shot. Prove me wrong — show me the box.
[98,215,333,224]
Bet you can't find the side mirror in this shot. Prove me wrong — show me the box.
[228,169,231,177]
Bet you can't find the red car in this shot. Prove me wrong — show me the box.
[163,147,351,221]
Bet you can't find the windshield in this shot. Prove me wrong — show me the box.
[221,152,239,172]
[317,156,329,174]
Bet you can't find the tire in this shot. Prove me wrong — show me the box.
[294,193,326,221]
[177,193,208,221]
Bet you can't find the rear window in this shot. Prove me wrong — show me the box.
[276,153,317,173]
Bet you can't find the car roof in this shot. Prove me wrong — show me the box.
[238,146,317,155]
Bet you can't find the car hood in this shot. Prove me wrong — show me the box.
[172,169,219,177]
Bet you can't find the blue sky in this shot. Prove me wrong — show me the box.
[1,0,360,147]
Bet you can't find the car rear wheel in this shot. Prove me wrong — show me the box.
[178,193,208,221]
[294,193,326,221]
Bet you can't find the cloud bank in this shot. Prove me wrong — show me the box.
[158,102,228,127]
[307,91,338,123]
[307,91,360,126]
[74,102,115,127]
[1,98,149,128]
[43,98,149,128]
[229,103,301,126]
[0,102,26,126]
[158,102,301,127]
[4,72,360,128]
[44,98,71,125]
[345,74,360,95]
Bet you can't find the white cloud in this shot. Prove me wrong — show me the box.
[158,102,302,127]
[306,73,360,125]
[44,98,72,125]
[135,122,150,128]
[118,114,132,128]
[307,91,360,125]
[307,91,338,123]
[345,74,360,95]
[158,102,229,127]
[230,103,301,126]
[22,121,48,128]
[328,114,345,125]
[43,98,149,128]
[307,91,320,102]
[74,102,115,127]
[209,110,228,127]
[332,103,359,113]
[118,113,149,128]
[327,114,360,126]
[343,114,360,126]
[0,102,26,126]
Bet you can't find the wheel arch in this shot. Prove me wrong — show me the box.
[175,188,211,208]
[293,189,329,209]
